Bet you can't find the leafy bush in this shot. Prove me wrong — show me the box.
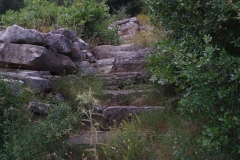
[1,0,120,45]
[144,0,240,158]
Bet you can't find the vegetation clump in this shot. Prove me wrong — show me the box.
[144,0,240,158]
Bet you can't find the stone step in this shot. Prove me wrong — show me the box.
[94,51,140,60]
[65,106,164,145]
[97,71,149,87]
[65,131,116,145]
[96,56,146,74]
[102,89,154,105]
[102,106,164,125]
[93,44,139,58]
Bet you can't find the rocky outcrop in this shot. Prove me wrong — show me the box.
[93,43,150,87]
[0,25,93,90]
[0,69,55,91]
[0,25,47,45]
[108,17,140,42]
[45,33,73,54]
[0,43,76,74]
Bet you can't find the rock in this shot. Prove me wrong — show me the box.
[79,66,97,76]
[86,52,96,63]
[102,106,164,124]
[116,19,130,25]
[97,72,149,86]
[130,17,139,24]
[25,76,49,91]
[79,50,87,61]
[0,43,76,74]
[75,61,91,68]
[113,57,146,73]
[0,25,47,45]
[77,38,88,50]
[76,61,97,76]
[138,48,151,57]
[95,51,140,60]
[96,58,115,74]
[104,89,152,99]
[65,131,116,145]
[0,69,53,91]
[50,28,78,42]
[28,102,50,114]
[69,42,82,62]
[52,93,64,102]
[1,79,24,95]
[45,33,72,54]
[93,44,139,59]
[108,17,140,42]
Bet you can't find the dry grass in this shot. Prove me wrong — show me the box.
[124,14,165,48]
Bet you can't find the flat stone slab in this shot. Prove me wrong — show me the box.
[97,71,149,87]
[0,69,57,91]
[65,131,116,145]
[102,106,164,124]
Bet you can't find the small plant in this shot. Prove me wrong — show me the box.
[113,6,130,20]
[76,88,101,160]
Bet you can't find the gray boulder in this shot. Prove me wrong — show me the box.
[45,33,72,54]
[86,52,96,63]
[96,58,115,74]
[69,42,82,62]
[50,28,78,42]
[1,79,24,95]
[77,38,88,50]
[0,25,47,45]
[0,43,76,74]
[29,102,50,114]
[0,69,53,91]
[76,61,97,76]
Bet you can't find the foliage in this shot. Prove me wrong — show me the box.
[0,79,82,159]
[1,0,120,45]
[144,0,240,158]
[1,0,62,32]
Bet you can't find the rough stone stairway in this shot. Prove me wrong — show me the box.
[66,43,163,145]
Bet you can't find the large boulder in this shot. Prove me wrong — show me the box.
[45,33,72,54]
[0,69,54,91]
[0,25,47,45]
[0,43,76,74]
[50,28,78,42]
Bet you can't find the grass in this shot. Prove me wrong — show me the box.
[123,14,165,48]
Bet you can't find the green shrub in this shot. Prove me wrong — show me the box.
[144,0,240,158]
